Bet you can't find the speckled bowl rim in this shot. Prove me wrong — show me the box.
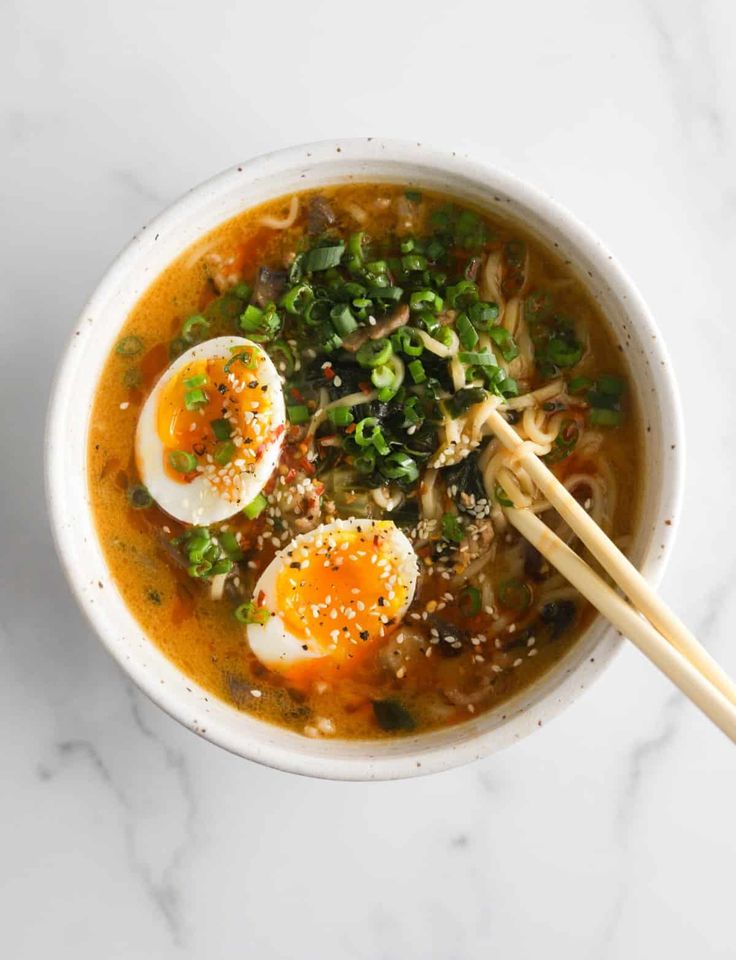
[46,139,685,780]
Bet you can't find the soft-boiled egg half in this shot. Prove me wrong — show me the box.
[246,518,420,682]
[136,336,285,525]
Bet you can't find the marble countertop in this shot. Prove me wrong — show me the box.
[2,1,735,957]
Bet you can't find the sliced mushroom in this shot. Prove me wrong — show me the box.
[307,195,337,235]
[252,266,288,307]
[342,304,410,352]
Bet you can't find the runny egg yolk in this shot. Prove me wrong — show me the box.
[274,522,413,673]
[155,350,275,495]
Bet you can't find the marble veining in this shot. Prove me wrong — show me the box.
[2,1,735,957]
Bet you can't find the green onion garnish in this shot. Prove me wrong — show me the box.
[456,313,479,350]
[168,450,197,473]
[370,364,396,390]
[328,406,354,427]
[357,337,393,368]
[330,303,359,336]
[568,376,593,394]
[458,348,497,367]
[441,512,464,543]
[287,404,310,425]
[218,530,243,560]
[460,585,482,617]
[127,484,153,509]
[210,418,232,441]
[409,289,444,313]
[281,282,314,315]
[183,373,207,389]
[213,440,236,466]
[589,408,622,426]
[468,301,500,330]
[243,493,268,519]
[379,451,419,483]
[301,243,345,272]
[181,315,209,343]
[498,578,532,611]
[234,601,271,625]
[596,375,625,396]
[116,335,144,357]
[184,387,208,411]
[408,359,427,384]
[488,326,519,362]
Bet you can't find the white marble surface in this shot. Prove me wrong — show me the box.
[2,0,735,956]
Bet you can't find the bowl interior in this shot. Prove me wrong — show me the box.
[46,140,682,779]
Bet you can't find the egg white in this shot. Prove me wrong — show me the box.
[135,336,285,525]
[247,518,419,671]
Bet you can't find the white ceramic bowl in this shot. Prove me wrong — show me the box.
[46,139,684,780]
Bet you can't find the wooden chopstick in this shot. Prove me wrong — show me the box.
[486,407,736,707]
[505,507,736,742]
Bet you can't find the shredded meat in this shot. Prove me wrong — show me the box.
[342,304,410,352]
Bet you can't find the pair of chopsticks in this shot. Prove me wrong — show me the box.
[484,408,736,742]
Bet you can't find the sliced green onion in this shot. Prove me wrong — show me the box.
[354,416,379,447]
[354,448,377,474]
[456,313,479,349]
[287,404,310,425]
[330,303,359,336]
[123,367,142,389]
[356,337,393,368]
[367,284,403,301]
[458,348,497,367]
[183,373,207,389]
[281,282,314,315]
[445,280,478,308]
[182,315,210,343]
[405,190,422,203]
[224,348,257,373]
[210,418,232,440]
[213,440,236,465]
[488,326,519,362]
[546,334,583,368]
[401,253,428,272]
[408,359,427,384]
[116,335,144,357]
[596,374,625,396]
[209,558,233,576]
[409,289,443,313]
[380,452,419,483]
[270,340,296,376]
[441,512,464,543]
[168,450,197,473]
[589,408,622,426]
[301,243,345,272]
[498,578,532,611]
[184,387,208,411]
[218,530,243,560]
[460,585,482,617]
[328,405,354,427]
[234,601,271,625]
[232,282,251,300]
[568,376,593,394]
[346,231,365,268]
[468,301,500,330]
[127,484,152,509]
[370,364,396,390]
[354,416,388,454]
[392,327,424,357]
[243,492,268,519]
